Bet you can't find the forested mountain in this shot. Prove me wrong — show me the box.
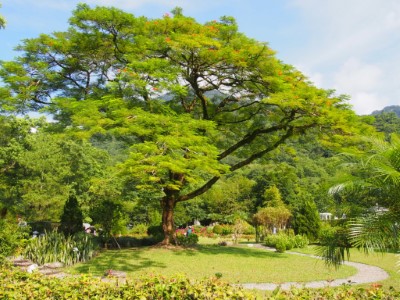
[371,106,400,136]
[372,105,400,117]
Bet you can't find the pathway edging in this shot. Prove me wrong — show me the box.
[240,244,389,291]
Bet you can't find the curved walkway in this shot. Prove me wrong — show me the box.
[240,245,389,291]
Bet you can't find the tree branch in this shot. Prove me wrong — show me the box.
[177,175,220,202]
[230,127,294,171]
[217,124,287,161]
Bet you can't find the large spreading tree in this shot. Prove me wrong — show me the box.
[0,5,369,244]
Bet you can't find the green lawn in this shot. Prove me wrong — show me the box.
[67,244,356,284]
[292,246,400,290]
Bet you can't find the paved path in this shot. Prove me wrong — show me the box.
[240,245,389,291]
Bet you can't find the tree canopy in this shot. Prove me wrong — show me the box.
[0,5,375,244]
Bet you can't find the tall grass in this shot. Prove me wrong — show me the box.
[24,231,97,266]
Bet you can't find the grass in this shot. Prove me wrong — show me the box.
[67,243,356,284]
[292,245,400,290]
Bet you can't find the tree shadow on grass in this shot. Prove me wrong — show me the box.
[71,245,286,277]
[171,244,287,259]
[73,248,166,275]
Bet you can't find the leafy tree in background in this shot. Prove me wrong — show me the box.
[0,5,372,244]
[200,173,256,223]
[253,186,291,240]
[292,200,321,241]
[0,116,35,217]
[0,115,109,221]
[59,194,83,236]
[90,200,126,248]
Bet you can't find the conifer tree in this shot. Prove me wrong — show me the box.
[59,194,83,236]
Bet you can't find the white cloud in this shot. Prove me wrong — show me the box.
[287,0,400,114]
[333,58,382,93]
[350,92,387,115]
[290,0,400,67]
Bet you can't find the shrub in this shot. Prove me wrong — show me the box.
[265,233,308,252]
[275,240,286,253]
[176,233,199,247]
[129,223,148,235]
[114,236,157,248]
[212,224,223,235]
[221,225,233,235]
[147,224,163,236]
[212,224,233,236]
[243,224,256,235]
[0,218,29,262]
[293,235,309,248]
[0,267,257,299]
[24,230,97,266]
[264,234,279,248]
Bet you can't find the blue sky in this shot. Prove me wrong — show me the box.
[1,0,399,115]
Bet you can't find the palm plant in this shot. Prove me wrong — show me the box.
[323,135,400,267]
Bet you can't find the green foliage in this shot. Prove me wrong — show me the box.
[176,233,199,247]
[0,4,374,245]
[274,284,400,299]
[129,223,148,235]
[0,116,109,221]
[253,205,291,235]
[326,135,400,266]
[275,239,287,253]
[0,218,29,262]
[200,174,256,221]
[90,199,127,243]
[263,185,284,207]
[373,111,400,137]
[292,200,321,241]
[349,214,400,252]
[59,194,83,236]
[23,230,97,266]
[147,224,164,243]
[113,236,158,248]
[317,225,351,267]
[212,224,233,235]
[293,234,309,248]
[0,267,256,299]
[265,233,309,252]
[0,2,5,29]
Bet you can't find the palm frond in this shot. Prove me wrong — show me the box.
[349,214,399,253]
[317,227,351,268]
[316,244,350,269]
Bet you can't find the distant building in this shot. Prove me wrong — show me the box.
[319,212,333,221]
[370,204,389,214]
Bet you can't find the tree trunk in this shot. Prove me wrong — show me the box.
[160,191,178,245]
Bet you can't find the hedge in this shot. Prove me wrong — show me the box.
[0,266,254,299]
